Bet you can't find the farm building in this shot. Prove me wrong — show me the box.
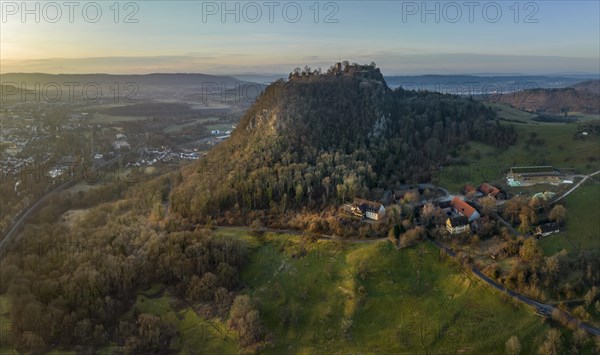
[479,183,504,199]
[112,140,131,150]
[450,196,480,222]
[353,198,386,220]
[507,166,563,185]
[535,223,560,237]
[446,216,470,235]
[463,184,481,197]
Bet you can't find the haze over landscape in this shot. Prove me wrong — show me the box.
[2,1,599,75]
[1,1,600,354]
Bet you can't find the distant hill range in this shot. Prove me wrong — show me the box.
[1,84,34,102]
[383,75,591,94]
[570,79,600,95]
[0,72,244,86]
[3,72,595,102]
[237,73,595,95]
[0,73,265,102]
[484,79,600,115]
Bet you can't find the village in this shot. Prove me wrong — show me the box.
[342,165,580,243]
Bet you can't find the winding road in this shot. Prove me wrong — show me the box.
[429,238,600,337]
[0,155,123,250]
[215,225,600,337]
[551,170,600,203]
[2,164,599,337]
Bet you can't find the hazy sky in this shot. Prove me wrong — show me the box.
[1,1,599,75]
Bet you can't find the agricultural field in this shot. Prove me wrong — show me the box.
[163,117,219,134]
[89,113,149,123]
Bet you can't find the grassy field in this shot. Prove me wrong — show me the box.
[435,118,600,193]
[484,102,540,124]
[539,181,600,255]
[89,113,149,123]
[568,112,600,121]
[163,117,219,133]
[485,103,600,124]
[0,229,587,353]
[120,283,240,354]
[206,123,235,132]
[221,231,552,354]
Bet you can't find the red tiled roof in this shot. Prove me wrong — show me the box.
[464,184,477,193]
[479,183,500,197]
[451,196,477,219]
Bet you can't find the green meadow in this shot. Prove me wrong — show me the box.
[539,181,600,255]
[435,106,600,193]
[484,102,540,124]
[120,283,239,354]
[229,231,551,354]
[1,230,584,353]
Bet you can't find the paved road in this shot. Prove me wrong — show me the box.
[551,170,600,203]
[4,161,598,336]
[0,156,122,250]
[491,210,525,238]
[482,169,600,239]
[216,226,600,336]
[429,238,600,337]
[1,179,76,249]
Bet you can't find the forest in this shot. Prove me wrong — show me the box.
[0,63,521,352]
[170,63,516,227]
[0,175,265,353]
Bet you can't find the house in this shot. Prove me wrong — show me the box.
[463,184,482,197]
[113,140,131,150]
[463,184,477,194]
[436,199,452,209]
[450,196,480,221]
[353,198,386,220]
[446,216,470,234]
[535,223,560,237]
[479,183,503,199]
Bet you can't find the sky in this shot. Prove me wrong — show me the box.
[1,1,599,75]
